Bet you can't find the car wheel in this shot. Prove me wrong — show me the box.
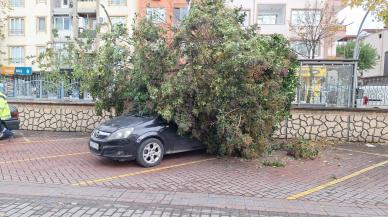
[136,138,164,167]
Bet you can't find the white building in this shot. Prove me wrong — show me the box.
[226,0,345,59]
[361,28,388,77]
[0,0,137,73]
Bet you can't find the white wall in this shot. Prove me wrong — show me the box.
[362,29,388,77]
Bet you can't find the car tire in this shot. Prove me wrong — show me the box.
[136,138,164,167]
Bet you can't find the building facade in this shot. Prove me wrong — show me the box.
[226,0,345,59]
[0,0,137,99]
[361,29,388,77]
[137,0,189,28]
[0,0,137,73]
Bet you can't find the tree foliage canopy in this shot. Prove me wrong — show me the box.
[336,41,378,72]
[290,0,342,59]
[345,0,388,25]
[39,0,298,158]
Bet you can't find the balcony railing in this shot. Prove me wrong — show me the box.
[10,58,24,64]
[10,0,24,7]
[9,29,24,36]
[78,0,97,13]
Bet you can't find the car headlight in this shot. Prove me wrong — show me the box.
[108,128,134,140]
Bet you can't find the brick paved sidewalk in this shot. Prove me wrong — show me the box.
[0,181,387,217]
[1,132,388,216]
[0,194,335,217]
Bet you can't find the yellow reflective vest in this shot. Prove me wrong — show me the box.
[0,92,11,120]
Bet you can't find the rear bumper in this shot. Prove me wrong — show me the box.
[4,119,20,130]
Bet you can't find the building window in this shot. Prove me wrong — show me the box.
[173,7,188,26]
[111,16,126,26]
[10,0,24,7]
[291,9,321,26]
[37,47,46,56]
[37,17,46,32]
[53,43,69,66]
[9,17,24,36]
[257,4,285,25]
[146,8,166,23]
[36,0,47,4]
[109,0,126,6]
[53,16,71,31]
[54,0,69,8]
[10,47,24,64]
[291,41,320,58]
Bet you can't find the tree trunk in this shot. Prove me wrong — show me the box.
[306,46,316,104]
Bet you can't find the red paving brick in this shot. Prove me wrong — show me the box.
[0,131,387,210]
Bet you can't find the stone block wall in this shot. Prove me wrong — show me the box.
[274,108,388,143]
[8,100,388,142]
[10,100,112,132]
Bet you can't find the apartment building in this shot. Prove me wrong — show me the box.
[0,0,51,73]
[361,28,388,77]
[0,0,137,74]
[137,0,189,28]
[136,0,345,58]
[226,0,345,59]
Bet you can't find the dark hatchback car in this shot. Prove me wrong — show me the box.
[89,115,205,167]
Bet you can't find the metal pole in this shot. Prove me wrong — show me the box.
[187,0,192,11]
[352,10,369,108]
[39,80,43,98]
[100,3,112,29]
[352,62,358,108]
[353,10,370,60]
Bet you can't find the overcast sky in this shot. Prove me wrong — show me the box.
[338,6,385,35]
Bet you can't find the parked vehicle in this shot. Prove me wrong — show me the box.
[6,105,20,130]
[89,115,206,167]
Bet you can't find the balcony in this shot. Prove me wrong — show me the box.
[9,29,24,36]
[53,0,72,15]
[78,0,97,14]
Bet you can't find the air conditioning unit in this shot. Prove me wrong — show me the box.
[98,17,105,24]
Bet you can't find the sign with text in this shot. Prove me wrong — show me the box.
[0,66,16,75]
[15,67,32,75]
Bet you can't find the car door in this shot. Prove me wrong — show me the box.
[170,122,203,152]
[157,118,202,153]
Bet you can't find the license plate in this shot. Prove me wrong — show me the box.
[89,141,99,150]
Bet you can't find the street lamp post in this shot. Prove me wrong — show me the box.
[186,0,192,12]
[352,9,370,107]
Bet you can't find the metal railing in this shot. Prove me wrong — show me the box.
[357,76,388,108]
[9,29,24,36]
[0,74,92,101]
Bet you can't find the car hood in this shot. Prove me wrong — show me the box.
[97,116,153,133]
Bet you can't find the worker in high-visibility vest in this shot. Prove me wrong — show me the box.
[0,83,12,138]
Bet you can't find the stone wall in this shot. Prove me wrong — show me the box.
[274,107,388,143]
[9,100,388,142]
[10,100,112,132]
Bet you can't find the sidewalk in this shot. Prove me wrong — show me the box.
[0,181,387,217]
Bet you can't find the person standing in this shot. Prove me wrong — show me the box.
[0,83,12,138]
